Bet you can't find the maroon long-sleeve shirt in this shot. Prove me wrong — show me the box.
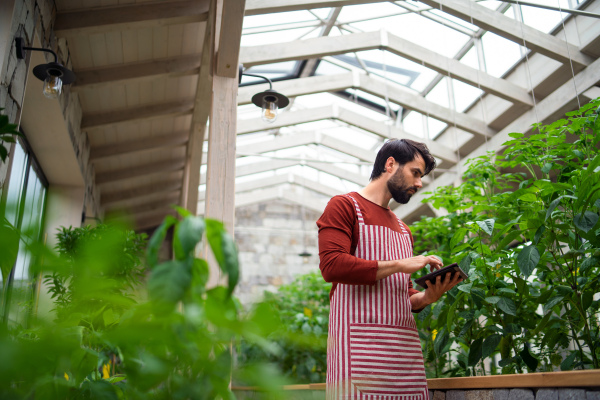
[317,192,420,301]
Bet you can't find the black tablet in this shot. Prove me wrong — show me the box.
[413,262,468,289]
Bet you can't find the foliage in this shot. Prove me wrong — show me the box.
[238,272,331,383]
[1,210,289,399]
[0,107,22,163]
[412,98,600,376]
[43,224,147,320]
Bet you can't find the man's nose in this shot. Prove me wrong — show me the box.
[415,177,423,188]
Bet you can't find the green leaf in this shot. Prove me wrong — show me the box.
[498,230,522,250]
[146,215,178,268]
[458,319,474,337]
[482,334,502,359]
[485,296,501,304]
[520,346,539,371]
[532,311,552,335]
[560,352,577,371]
[148,260,192,308]
[545,196,563,221]
[206,219,239,295]
[580,256,599,274]
[582,291,593,312]
[533,225,545,245]
[0,219,20,287]
[476,219,495,236]
[541,163,553,174]
[508,132,524,139]
[468,338,483,366]
[459,254,472,275]
[497,297,517,316]
[543,295,564,314]
[434,329,449,356]
[456,282,473,293]
[517,245,540,278]
[174,216,205,260]
[574,211,599,233]
[519,193,537,202]
[503,323,521,335]
[450,228,467,250]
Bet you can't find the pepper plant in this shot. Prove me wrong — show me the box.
[0,210,288,399]
[238,271,331,383]
[412,98,600,376]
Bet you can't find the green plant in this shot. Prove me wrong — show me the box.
[412,98,600,376]
[238,272,331,383]
[43,224,147,320]
[0,107,22,163]
[1,210,288,399]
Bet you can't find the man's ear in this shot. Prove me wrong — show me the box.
[385,157,395,174]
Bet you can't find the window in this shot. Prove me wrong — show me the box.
[1,134,47,327]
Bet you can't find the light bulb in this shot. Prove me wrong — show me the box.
[261,98,278,123]
[43,74,62,99]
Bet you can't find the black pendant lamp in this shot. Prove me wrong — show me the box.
[239,65,289,123]
[15,37,76,99]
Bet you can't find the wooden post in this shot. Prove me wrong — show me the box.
[203,0,246,286]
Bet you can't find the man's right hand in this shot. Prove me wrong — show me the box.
[376,255,443,280]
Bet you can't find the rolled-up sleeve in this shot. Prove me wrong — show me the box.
[317,196,378,285]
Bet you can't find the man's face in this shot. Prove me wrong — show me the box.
[386,155,425,204]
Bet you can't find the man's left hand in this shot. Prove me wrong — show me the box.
[422,272,463,305]
[410,272,463,311]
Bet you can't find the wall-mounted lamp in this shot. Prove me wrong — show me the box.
[239,65,289,123]
[15,37,75,99]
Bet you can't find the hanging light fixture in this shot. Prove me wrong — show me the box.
[15,37,76,99]
[239,65,289,123]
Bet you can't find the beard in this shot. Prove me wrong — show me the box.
[387,170,418,204]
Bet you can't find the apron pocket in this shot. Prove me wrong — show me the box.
[349,323,428,398]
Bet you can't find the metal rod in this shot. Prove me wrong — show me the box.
[498,0,600,19]
[241,72,273,90]
[23,46,58,63]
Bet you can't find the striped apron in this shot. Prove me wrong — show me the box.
[326,195,429,400]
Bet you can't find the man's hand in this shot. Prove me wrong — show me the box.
[376,255,443,280]
[410,272,463,310]
[401,255,444,274]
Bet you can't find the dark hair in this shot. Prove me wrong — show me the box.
[370,139,436,180]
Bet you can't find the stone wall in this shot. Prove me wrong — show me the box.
[235,199,322,305]
[431,388,600,400]
[0,0,100,217]
[234,387,600,400]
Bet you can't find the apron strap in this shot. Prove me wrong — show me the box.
[344,194,364,226]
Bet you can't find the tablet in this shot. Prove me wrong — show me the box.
[413,262,468,289]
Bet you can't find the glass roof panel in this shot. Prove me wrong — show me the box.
[425,78,450,108]
[481,32,523,78]
[452,79,484,113]
[240,62,298,85]
[243,10,319,29]
[520,1,569,33]
[241,27,322,46]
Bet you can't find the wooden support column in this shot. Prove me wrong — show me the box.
[202,0,245,287]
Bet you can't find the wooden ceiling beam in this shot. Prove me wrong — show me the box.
[395,55,600,220]
[236,104,458,165]
[96,159,186,185]
[90,132,189,161]
[55,0,210,37]
[105,192,182,214]
[134,209,178,231]
[418,0,593,69]
[240,30,533,107]
[81,100,194,131]
[72,55,202,92]
[101,180,183,206]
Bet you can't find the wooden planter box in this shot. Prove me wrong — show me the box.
[232,370,600,399]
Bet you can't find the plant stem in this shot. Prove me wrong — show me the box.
[564,302,586,369]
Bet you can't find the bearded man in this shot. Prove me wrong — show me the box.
[317,139,462,400]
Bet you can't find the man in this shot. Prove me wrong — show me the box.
[317,139,462,400]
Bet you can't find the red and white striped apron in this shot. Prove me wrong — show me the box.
[326,195,429,400]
